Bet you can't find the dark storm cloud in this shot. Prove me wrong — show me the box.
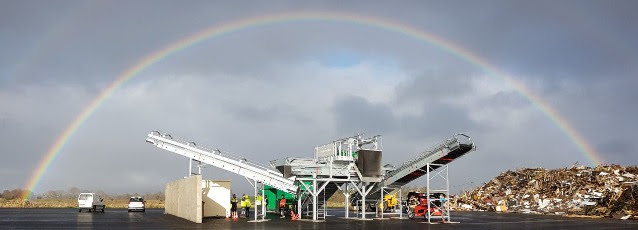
[396,102,481,140]
[598,139,635,158]
[333,95,396,135]
[394,68,475,104]
[332,94,480,141]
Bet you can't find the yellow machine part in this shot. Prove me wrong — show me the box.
[379,194,398,209]
[384,194,398,207]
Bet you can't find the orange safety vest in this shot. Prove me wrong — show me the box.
[279,198,286,208]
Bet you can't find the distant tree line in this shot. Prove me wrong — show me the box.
[0,188,163,201]
[0,189,29,200]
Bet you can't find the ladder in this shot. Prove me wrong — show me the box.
[303,193,327,220]
[145,131,298,194]
[317,195,327,220]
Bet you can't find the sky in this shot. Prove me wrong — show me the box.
[1,0,637,196]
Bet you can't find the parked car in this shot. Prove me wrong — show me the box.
[78,193,105,212]
[128,197,145,212]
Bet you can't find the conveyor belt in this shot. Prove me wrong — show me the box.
[352,134,475,206]
[146,131,298,194]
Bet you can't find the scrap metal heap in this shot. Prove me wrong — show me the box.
[456,165,638,219]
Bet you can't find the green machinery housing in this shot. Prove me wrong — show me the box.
[264,181,313,211]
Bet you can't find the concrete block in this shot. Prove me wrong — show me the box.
[165,175,202,223]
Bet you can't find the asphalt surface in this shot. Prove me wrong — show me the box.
[1,208,637,229]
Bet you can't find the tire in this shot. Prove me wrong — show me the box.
[408,211,415,219]
[101,206,105,212]
[128,209,131,212]
[142,209,145,212]
[78,209,82,213]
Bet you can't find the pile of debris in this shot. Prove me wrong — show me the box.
[456,165,638,219]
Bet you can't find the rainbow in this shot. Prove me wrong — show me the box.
[22,11,603,199]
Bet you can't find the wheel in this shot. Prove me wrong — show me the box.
[101,206,105,212]
[128,209,131,212]
[78,209,82,213]
[142,209,145,212]
[408,211,415,219]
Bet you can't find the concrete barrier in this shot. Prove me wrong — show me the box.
[165,175,202,223]
[202,180,231,218]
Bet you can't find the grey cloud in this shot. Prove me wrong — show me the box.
[480,91,529,109]
[598,139,635,157]
[333,95,396,135]
[394,67,476,104]
[223,104,309,124]
[398,102,480,140]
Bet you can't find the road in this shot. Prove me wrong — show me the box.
[1,208,636,229]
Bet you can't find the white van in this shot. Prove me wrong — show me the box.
[78,193,105,212]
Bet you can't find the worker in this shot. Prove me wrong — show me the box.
[230,194,238,219]
[439,194,447,223]
[256,194,262,207]
[243,194,251,218]
[279,195,287,218]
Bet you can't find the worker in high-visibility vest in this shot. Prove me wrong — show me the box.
[256,195,262,206]
[279,195,287,218]
[230,194,238,219]
[242,194,251,218]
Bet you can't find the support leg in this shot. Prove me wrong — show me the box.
[361,185,366,220]
[323,189,326,219]
[313,180,318,221]
[399,187,403,219]
[427,163,431,223]
[253,180,257,221]
[344,183,349,218]
[446,165,450,223]
[297,193,301,218]
[380,188,384,218]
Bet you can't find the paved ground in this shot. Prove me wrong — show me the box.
[1,208,637,229]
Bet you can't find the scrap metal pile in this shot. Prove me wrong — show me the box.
[456,165,638,219]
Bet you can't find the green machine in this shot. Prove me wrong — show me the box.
[264,185,296,211]
[264,181,312,211]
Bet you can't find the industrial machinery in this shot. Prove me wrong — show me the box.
[380,194,399,212]
[145,131,475,222]
[404,192,447,220]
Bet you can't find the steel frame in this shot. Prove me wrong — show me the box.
[147,131,472,222]
[426,163,450,223]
